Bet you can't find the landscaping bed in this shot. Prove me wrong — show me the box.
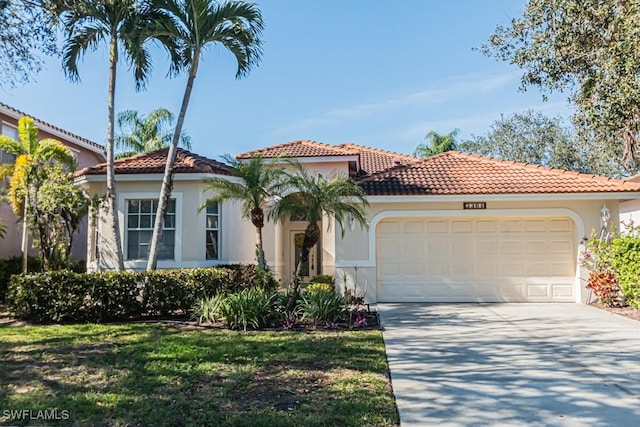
[589,301,640,322]
[0,322,398,426]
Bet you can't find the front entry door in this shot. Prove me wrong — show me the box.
[290,231,318,281]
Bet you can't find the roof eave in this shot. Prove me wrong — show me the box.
[0,104,106,160]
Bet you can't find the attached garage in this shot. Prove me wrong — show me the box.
[376,215,578,303]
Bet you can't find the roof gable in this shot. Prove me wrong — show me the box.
[337,142,419,175]
[74,147,231,177]
[237,139,359,159]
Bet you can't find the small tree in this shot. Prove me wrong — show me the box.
[27,165,89,270]
[0,116,76,272]
[269,162,368,310]
[201,154,284,271]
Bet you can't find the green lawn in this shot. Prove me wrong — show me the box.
[0,322,398,426]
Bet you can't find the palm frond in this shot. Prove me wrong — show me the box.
[0,135,23,155]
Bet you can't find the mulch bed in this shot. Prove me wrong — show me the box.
[0,302,381,331]
[589,301,640,321]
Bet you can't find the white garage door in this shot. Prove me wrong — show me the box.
[376,216,577,302]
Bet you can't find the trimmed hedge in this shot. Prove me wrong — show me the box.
[7,265,276,323]
[0,256,43,302]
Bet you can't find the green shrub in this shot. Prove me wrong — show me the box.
[192,295,225,324]
[6,265,270,323]
[218,288,278,331]
[301,291,347,325]
[581,223,640,308]
[610,235,640,308]
[310,274,335,285]
[305,282,335,295]
[0,256,43,302]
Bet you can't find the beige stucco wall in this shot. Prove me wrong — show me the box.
[84,177,262,271]
[333,197,621,304]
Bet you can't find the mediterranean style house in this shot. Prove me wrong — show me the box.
[0,102,106,260]
[74,140,640,304]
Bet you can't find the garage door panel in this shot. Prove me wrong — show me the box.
[426,220,448,233]
[525,241,547,254]
[550,219,572,231]
[500,241,522,254]
[476,220,498,233]
[451,220,473,233]
[377,216,576,303]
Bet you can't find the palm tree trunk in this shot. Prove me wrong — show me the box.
[287,222,319,312]
[21,192,29,273]
[107,34,125,271]
[256,226,266,271]
[147,52,200,270]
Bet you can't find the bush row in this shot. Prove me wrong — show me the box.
[0,256,85,302]
[7,265,275,323]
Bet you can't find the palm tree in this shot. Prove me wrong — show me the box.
[414,129,460,157]
[0,116,76,273]
[62,0,175,270]
[146,0,264,270]
[200,154,284,271]
[115,107,192,158]
[269,162,369,308]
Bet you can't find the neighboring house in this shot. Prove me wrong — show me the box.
[0,102,106,260]
[75,140,640,304]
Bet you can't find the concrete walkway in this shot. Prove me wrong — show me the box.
[379,303,640,427]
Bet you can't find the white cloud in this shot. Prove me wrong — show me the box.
[269,71,519,137]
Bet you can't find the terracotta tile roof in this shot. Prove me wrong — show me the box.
[74,148,231,177]
[336,142,419,175]
[0,101,105,154]
[356,151,640,195]
[236,139,359,159]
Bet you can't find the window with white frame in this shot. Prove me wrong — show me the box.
[205,203,219,260]
[1,123,18,164]
[126,199,175,260]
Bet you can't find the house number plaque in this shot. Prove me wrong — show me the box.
[463,202,486,209]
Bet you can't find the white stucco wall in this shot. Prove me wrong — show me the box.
[619,198,640,232]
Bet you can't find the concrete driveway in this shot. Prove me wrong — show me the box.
[379,303,640,427]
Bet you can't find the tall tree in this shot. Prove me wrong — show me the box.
[458,110,631,177]
[269,162,368,309]
[146,0,264,270]
[0,116,76,272]
[62,0,175,270]
[201,155,284,271]
[0,0,58,88]
[480,0,640,168]
[413,129,459,158]
[115,107,192,158]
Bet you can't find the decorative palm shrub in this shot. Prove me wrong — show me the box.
[301,286,347,325]
[217,288,278,331]
[192,295,225,324]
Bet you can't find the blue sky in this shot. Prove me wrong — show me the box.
[1,0,571,159]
